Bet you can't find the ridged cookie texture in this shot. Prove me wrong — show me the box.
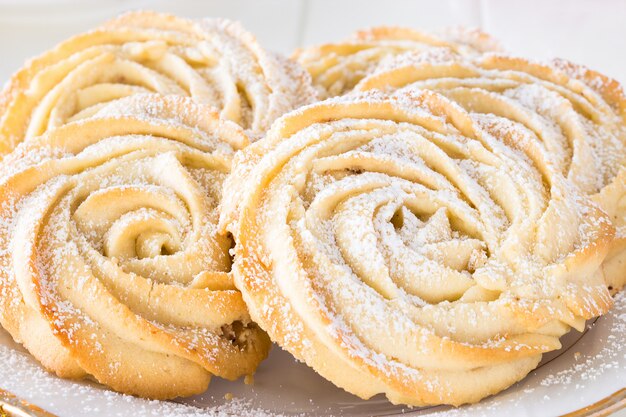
[0,10,314,153]
[0,94,270,399]
[355,49,626,291]
[220,89,614,406]
[293,26,500,99]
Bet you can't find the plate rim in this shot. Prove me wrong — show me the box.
[1,387,625,417]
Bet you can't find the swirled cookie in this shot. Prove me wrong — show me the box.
[0,10,314,153]
[220,89,614,406]
[293,26,500,99]
[0,94,270,399]
[355,49,626,291]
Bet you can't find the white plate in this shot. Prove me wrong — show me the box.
[1,292,625,417]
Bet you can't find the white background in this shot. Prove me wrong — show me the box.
[0,0,625,86]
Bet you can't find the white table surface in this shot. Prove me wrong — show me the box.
[0,0,624,86]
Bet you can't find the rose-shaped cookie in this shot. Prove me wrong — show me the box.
[221,89,614,406]
[293,26,499,99]
[0,94,270,399]
[0,10,314,153]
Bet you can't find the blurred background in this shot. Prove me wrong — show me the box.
[0,0,624,84]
